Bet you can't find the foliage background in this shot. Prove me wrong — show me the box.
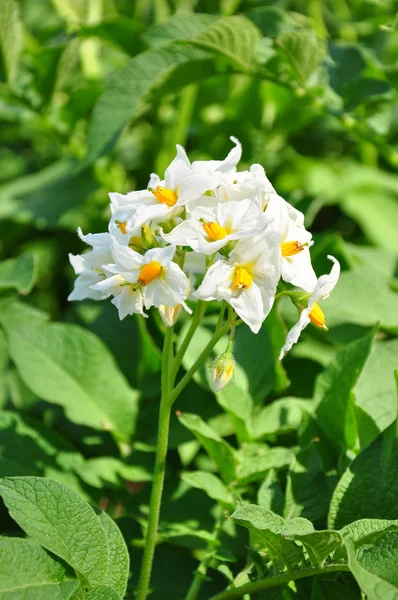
[0,0,398,598]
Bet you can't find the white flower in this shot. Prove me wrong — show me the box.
[94,240,191,320]
[68,229,112,301]
[162,198,267,255]
[191,136,242,175]
[159,304,183,327]
[215,163,278,209]
[266,195,317,292]
[279,255,341,359]
[195,234,281,333]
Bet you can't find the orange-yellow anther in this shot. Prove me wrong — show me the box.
[281,240,304,257]
[309,302,327,330]
[231,267,252,291]
[202,221,228,241]
[151,186,178,207]
[138,261,162,286]
[118,221,127,235]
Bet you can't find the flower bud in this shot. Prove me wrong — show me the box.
[159,304,183,327]
[211,349,235,392]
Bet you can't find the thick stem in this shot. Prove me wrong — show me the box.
[136,327,174,600]
[209,565,351,600]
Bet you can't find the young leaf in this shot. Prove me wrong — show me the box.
[0,477,109,586]
[0,537,70,591]
[0,0,22,85]
[5,323,139,441]
[314,327,377,450]
[275,29,326,84]
[329,422,398,529]
[188,15,262,72]
[142,13,218,47]
[0,255,36,295]
[181,471,234,508]
[178,413,237,483]
[96,511,129,597]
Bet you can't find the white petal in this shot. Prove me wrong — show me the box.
[281,248,317,292]
[161,221,200,248]
[144,244,176,268]
[165,145,191,189]
[91,274,124,296]
[69,253,85,275]
[228,284,264,334]
[128,203,173,229]
[177,172,216,205]
[110,237,143,271]
[68,273,104,301]
[279,309,311,360]
[309,255,341,306]
[195,261,234,301]
[112,286,145,319]
[193,136,242,174]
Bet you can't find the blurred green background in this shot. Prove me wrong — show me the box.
[0,0,398,596]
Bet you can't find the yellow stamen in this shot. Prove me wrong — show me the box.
[202,221,228,241]
[118,221,127,235]
[309,303,328,330]
[231,267,252,291]
[138,261,162,286]
[150,186,178,207]
[281,240,305,257]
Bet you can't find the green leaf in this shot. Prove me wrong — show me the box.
[329,422,398,529]
[290,530,343,567]
[356,340,398,447]
[247,6,304,37]
[258,470,285,516]
[346,536,398,600]
[341,519,398,545]
[0,255,36,294]
[0,477,109,585]
[0,328,7,408]
[76,456,152,488]
[314,328,377,450]
[0,536,70,591]
[181,471,234,508]
[142,13,218,47]
[215,381,253,443]
[188,15,262,72]
[85,44,213,164]
[251,398,306,440]
[236,446,294,485]
[276,29,326,83]
[322,268,398,331]
[0,580,81,599]
[5,322,138,441]
[83,588,122,600]
[358,530,398,587]
[230,505,303,570]
[0,0,22,85]
[96,511,129,597]
[177,413,237,484]
[233,311,289,404]
[284,443,334,523]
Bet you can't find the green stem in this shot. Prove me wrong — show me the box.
[136,326,174,600]
[209,565,351,600]
[171,301,206,385]
[274,290,294,301]
[185,512,225,600]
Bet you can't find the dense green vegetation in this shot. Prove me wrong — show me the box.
[0,0,397,598]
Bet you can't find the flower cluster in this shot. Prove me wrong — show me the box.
[69,137,340,358]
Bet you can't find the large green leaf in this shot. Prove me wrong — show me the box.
[178,413,237,484]
[346,536,398,600]
[0,0,22,85]
[96,511,129,597]
[314,328,376,450]
[356,340,398,447]
[322,268,398,331]
[0,581,80,599]
[85,44,213,164]
[0,537,71,592]
[0,477,109,585]
[329,422,398,529]
[0,255,36,295]
[5,322,138,441]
